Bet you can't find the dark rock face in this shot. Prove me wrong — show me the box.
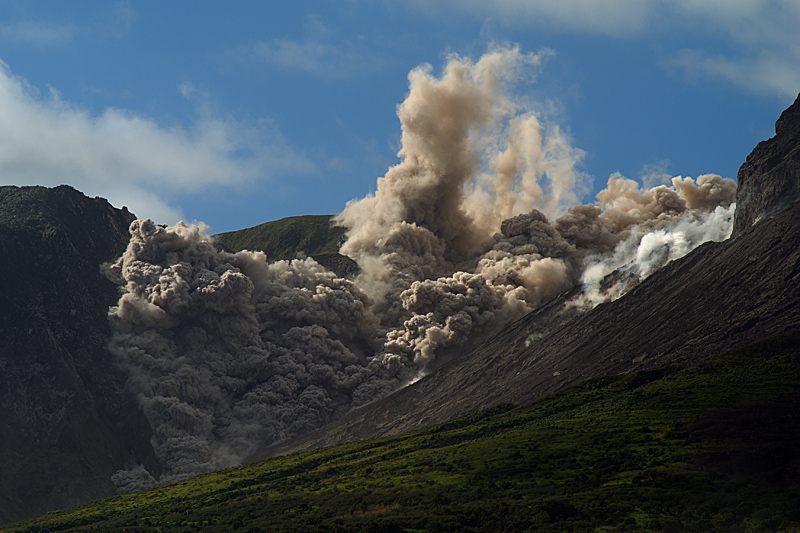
[310,252,360,278]
[733,92,800,235]
[0,186,158,524]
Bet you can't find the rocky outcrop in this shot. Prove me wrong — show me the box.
[733,92,800,235]
[0,186,158,524]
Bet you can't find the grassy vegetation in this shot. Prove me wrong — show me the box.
[5,334,800,532]
[214,215,345,259]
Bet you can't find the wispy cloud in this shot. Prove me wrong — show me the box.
[253,39,367,79]
[409,0,652,36]
[665,1,800,98]
[670,49,800,98]
[412,0,800,98]
[0,20,78,46]
[249,15,378,80]
[0,62,315,224]
[0,2,137,47]
[102,0,138,39]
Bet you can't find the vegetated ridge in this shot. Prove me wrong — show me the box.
[0,186,159,525]
[4,334,799,532]
[214,214,357,277]
[214,214,344,258]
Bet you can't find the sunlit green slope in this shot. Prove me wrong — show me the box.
[214,215,345,259]
[6,335,800,532]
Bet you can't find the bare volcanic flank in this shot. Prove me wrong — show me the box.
[257,95,800,457]
[261,198,800,458]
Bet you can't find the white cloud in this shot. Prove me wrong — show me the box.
[671,49,800,98]
[411,0,800,98]
[0,61,315,224]
[666,1,800,98]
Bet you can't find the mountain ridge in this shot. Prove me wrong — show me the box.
[733,92,800,235]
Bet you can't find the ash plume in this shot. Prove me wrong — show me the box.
[334,46,735,365]
[106,46,736,489]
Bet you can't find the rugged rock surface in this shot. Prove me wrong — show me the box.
[733,92,800,235]
[0,186,158,524]
[309,252,360,278]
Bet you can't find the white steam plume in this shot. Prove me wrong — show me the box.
[106,46,737,489]
[578,200,735,307]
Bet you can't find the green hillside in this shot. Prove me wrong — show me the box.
[214,215,346,259]
[6,335,800,532]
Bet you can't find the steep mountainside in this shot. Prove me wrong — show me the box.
[0,186,158,524]
[259,94,800,458]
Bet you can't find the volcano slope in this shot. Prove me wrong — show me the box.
[258,95,800,459]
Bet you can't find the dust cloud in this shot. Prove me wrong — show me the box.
[106,46,735,490]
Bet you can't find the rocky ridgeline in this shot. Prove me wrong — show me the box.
[733,93,800,235]
[0,186,158,524]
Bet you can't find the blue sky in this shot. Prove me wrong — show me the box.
[0,1,797,233]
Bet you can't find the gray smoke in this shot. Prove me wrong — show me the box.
[106,46,736,490]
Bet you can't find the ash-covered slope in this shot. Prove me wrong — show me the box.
[259,93,800,458]
[0,186,158,524]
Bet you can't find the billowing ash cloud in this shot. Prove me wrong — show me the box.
[106,46,736,490]
[105,220,414,488]
[372,173,735,365]
[333,46,734,366]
